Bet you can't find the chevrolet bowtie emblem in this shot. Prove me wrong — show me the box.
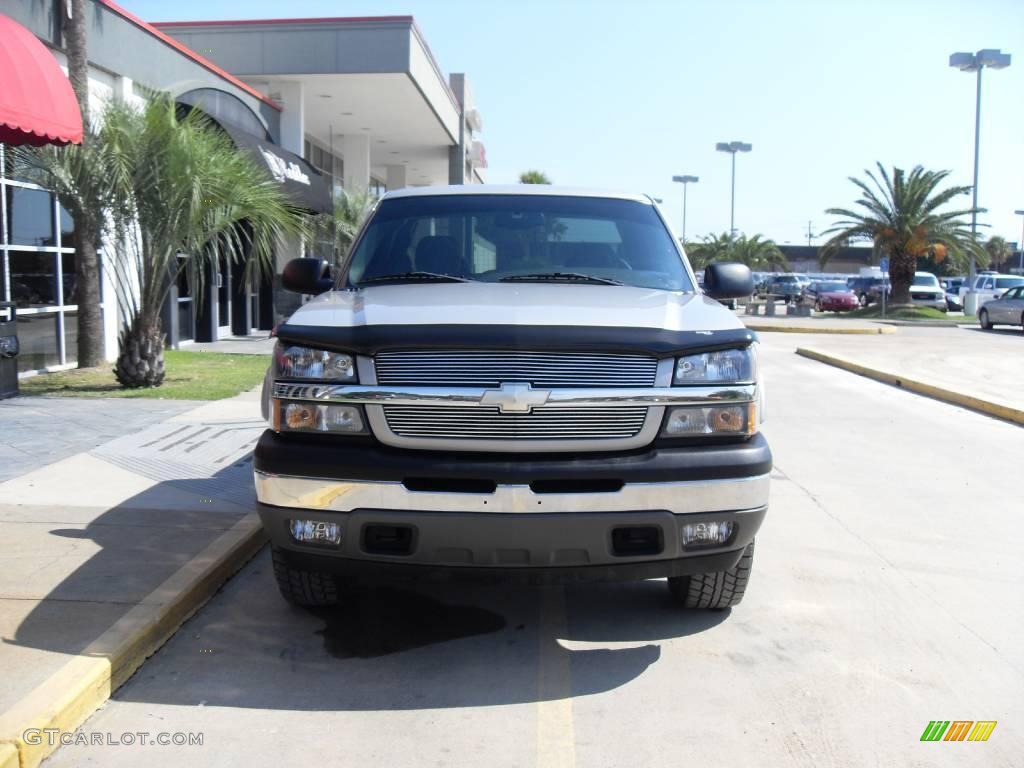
[480,382,551,414]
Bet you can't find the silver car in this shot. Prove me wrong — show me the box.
[978,285,1024,330]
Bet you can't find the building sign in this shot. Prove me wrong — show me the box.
[259,147,311,186]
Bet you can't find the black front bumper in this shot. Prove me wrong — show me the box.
[255,431,770,583]
[253,430,772,484]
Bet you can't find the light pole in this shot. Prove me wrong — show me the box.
[1016,209,1024,275]
[715,141,752,237]
[949,48,1011,314]
[671,175,698,243]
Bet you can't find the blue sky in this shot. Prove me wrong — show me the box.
[132,0,1024,248]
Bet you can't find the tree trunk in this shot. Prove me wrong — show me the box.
[74,220,105,368]
[889,249,915,306]
[114,318,166,388]
[65,0,104,368]
[65,0,89,127]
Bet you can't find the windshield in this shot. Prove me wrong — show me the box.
[343,195,693,291]
[818,282,848,292]
[912,274,940,287]
[775,275,799,283]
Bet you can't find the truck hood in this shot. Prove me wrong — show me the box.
[286,283,743,332]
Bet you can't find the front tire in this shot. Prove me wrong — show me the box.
[272,545,341,607]
[668,540,755,610]
[979,309,992,330]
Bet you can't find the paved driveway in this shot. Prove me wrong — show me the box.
[39,335,1024,767]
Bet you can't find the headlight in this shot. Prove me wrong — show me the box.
[674,347,754,385]
[274,344,356,382]
[661,403,757,437]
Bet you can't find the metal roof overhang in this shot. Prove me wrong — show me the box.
[154,17,463,187]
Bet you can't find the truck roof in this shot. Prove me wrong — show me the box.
[382,184,653,204]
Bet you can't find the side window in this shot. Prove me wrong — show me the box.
[982,278,994,290]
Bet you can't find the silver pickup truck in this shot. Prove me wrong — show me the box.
[256,186,769,611]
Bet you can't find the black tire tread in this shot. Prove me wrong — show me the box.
[668,540,755,609]
[272,546,341,607]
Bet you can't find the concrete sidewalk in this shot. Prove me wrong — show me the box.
[0,390,267,767]
[780,324,1023,418]
[742,314,895,334]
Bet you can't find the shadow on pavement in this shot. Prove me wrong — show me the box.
[4,461,253,658]
[107,551,728,712]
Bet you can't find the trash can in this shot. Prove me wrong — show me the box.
[0,302,19,400]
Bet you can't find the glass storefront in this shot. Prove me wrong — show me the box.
[0,144,97,373]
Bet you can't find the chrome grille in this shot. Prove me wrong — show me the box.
[374,350,658,387]
[382,406,649,440]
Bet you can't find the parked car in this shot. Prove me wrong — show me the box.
[978,285,1024,330]
[765,274,803,303]
[801,280,859,312]
[258,185,769,611]
[907,272,947,311]
[959,274,1024,306]
[847,276,888,306]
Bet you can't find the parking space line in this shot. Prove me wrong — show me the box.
[536,586,575,768]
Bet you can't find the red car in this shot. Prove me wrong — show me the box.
[801,281,859,312]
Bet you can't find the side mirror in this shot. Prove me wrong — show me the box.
[704,263,754,299]
[282,258,333,294]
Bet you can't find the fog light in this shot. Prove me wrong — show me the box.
[289,519,342,546]
[681,520,735,549]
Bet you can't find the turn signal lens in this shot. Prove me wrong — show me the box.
[278,402,365,434]
[662,403,756,437]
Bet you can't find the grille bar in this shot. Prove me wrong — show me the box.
[375,350,658,388]
[383,406,648,440]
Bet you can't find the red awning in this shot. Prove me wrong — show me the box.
[0,13,84,146]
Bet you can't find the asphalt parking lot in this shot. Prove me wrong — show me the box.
[42,332,1024,768]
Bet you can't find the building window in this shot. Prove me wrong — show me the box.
[0,144,95,374]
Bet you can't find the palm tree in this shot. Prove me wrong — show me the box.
[984,236,1011,272]
[64,0,104,367]
[820,163,981,305]
[99,99,303,387]
[685,232,790,272]
[518,170,551,184]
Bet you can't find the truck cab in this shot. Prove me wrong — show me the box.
[256,186,769,610]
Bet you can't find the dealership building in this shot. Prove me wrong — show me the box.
[1,0,487,374]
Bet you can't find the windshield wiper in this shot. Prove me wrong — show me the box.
[499,272,623,286]
[357,271,471,285]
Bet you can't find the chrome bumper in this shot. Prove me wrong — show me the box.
[255,471,771,515]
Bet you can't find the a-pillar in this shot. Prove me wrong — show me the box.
[342,133,371,192]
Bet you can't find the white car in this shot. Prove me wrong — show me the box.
[959,273,1024,306]
[908,272,946,311]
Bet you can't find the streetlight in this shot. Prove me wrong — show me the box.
[715,141,752,237]
[1015,209,1024,275]
[671,175,698,242]
[949,48,1011,313]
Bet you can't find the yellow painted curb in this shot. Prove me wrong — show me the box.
[745,323,896,335]
[0,744,18,768]
[0,514,266,768]
[796,347,1024,426]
